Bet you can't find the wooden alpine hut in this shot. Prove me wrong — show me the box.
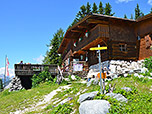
[58,13,152,71]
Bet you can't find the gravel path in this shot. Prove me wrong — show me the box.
[10,85,71,114]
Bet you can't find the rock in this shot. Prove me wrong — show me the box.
[121,87,132,92]
[64,78,70,81]
[113,75,118,79]
[147,77,152,80]
[122,69,129,74]
[106,92,128,103]
[128,70,134,74]
[124,74,128,77]
[87,78,99,87]
[122,63,128,68]
[134,73,139,77]
[127,62,131,66]
[110,60,116,65]
[9,76,24,91]
[138,75,144,78]
[93,78,99,85]
[78,91,99,104]
[79,100,110,114]
[117,66,121,71]
[133,69,141,73]
[109,65,116,73]
[71,75,76,80]
[131,62,138,69]
[140,67,148,74]
[87,69,99,78]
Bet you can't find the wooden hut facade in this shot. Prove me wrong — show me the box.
[58,13,152,70]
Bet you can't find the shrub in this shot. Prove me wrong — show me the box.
[144,56,152,71]
[32,67,53,87]
[68,75,72,81]
[75,75,81,81]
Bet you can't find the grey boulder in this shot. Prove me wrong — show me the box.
[78,91,99,104]
[106,92,128,103]
[79,100,110,114]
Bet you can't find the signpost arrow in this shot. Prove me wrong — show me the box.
[90,45,107,94]
[90,46,107,51]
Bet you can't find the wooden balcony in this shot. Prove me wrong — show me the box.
[15,64,58,76]
[73,24,109,52]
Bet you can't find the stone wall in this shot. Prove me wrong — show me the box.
[87,60,148,79]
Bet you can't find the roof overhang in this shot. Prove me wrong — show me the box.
[58,13,152,54]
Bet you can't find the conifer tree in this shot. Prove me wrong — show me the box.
[43,28,64,66]
[99,1,104,14]
[124,14,127,18]
[76,5,87,20]
[151,8,152,13]
[135,4,143,19]
[105,3,115,16]
[130,14,133,19]
[92,2,98,13]
[86,2,91,14]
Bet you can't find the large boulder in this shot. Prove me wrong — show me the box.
[78,91,99,104]
[106,92,128,103]
[79,100,110,114]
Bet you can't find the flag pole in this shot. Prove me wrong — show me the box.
[4,55,7,88]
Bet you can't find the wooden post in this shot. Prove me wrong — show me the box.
[98,44,103,94]
[90,45,107,94]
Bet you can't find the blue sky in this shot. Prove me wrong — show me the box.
[0,0,152,76]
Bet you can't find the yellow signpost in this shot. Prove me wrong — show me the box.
[90,47,107,51]
[90,45,107,94]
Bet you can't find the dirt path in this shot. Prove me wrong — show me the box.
[10,85,71,114]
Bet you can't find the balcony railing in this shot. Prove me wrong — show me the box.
[73,24,109,52]
[14,64,57,76]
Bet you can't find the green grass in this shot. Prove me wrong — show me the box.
[104,75,152,114]
[0,82,60,114]
[0,75,152,114]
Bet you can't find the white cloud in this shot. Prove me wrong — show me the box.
[33,55,44,64]
[148,0,152,5]
[116,0,134,3]
[0,67,15,77]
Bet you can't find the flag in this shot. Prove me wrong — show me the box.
[6,57,9,76]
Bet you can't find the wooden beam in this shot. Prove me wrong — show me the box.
[78,25,88,29]
[87,19,109,24]
[65,37,77,39]
[71,30,82,33]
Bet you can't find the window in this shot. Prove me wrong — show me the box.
[119,44,127,52]
[80,55,83,60]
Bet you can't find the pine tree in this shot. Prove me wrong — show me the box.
[105,3,115,16]
[135,4,142,19]
[92,2,98,13]
[130,14,133,19]
[76,5,87,20]
[86,2,91,14]
[43,28,64,66]
[151,8,152,13]
[99,1,104,14]
[124,14,127,19]
[141,12,144,17]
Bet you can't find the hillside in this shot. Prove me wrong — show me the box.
[0,74,152,114]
